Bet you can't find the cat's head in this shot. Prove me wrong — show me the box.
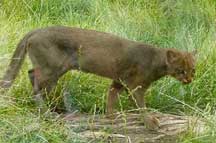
[166,49,196,84]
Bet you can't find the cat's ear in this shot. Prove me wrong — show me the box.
[166,49,179,65]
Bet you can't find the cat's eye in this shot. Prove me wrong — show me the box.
[191,69,195,75]
[192,69,195,73]
[176,69,186,75]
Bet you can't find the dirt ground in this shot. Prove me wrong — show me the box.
[62,111,205,143]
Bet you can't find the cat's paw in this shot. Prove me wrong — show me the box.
[0,80,11,89]
[105,112,116,119]
[143,114,160,130]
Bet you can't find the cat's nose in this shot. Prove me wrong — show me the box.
[187,78,192,83]
[182,78,192,84]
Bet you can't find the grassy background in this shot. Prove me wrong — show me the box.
[0,0,216,142]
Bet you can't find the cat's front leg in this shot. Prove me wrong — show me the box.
[132,87,160,130]
[106,81,124,116]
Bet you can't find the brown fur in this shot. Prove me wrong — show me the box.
[0,26,196,128]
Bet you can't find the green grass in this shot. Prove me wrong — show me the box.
[0,0,216,142]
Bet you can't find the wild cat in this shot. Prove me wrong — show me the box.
[0,26,196,129]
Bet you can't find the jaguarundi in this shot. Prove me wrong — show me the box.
[0,26,196,129]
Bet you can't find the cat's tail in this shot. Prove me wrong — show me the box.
[0,34,30,89]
